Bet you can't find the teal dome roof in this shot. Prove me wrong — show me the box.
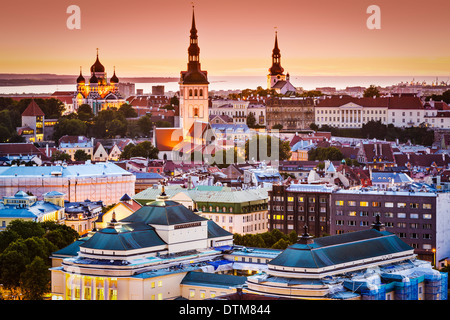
[121,199,207,226]
[80,222,165,251]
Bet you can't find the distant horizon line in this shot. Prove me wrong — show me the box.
[0,73,449,78]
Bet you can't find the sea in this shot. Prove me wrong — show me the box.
[0,75,448,95]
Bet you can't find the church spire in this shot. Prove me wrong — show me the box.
[269,30,284,76]
[180,4,208,85]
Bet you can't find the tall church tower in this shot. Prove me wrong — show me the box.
[267,31,286,89]
[179,6,209,137]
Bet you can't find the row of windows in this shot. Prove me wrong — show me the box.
[317,109,387,115]
[271,215,327,222]
[275,196,327,203]
[336,219,433,231]
[202,204,268,213]
[336,210,432,220]
[335,200,432,209]
[188,89,204,97]
[203,213,266,223]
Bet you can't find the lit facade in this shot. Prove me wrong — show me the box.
[73,50,126,114]
[50,190,234,300]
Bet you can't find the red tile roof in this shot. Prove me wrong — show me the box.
[22,99,45,117]
[317,96,424,110]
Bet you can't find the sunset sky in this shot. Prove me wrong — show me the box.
[0,0,449,77]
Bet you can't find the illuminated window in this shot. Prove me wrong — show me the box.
[84,287,91,300]
[109,289,117,300]
[385,202,394,208]
[96,288,104,300]
[349,211,357,216]
[190,289,195,298]
[157,293,163,300]
[151,282,155,288]
[372,202,381,207]
[360,201,369,207]
[348,201,356,206]
[287,196,294,202]
[423,204,432,209]
[397,203,406,208]
[335,200,344,206]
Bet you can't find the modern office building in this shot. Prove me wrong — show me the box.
[268,184,336,238]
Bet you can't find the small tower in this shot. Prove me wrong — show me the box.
[267,30,286,89]
[297,225,314,245]
[372,214,386,232]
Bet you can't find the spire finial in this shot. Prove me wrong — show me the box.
[96,48,99,57]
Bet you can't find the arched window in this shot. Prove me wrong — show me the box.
[194,108,199,117]
[199,89,203,97]
[189,89,193,97]
[194,89,198,96]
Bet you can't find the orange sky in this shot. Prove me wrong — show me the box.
[0,0,449,77]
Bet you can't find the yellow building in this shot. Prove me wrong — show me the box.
[0,190,65,230]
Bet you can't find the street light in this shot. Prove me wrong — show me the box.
[432,248,436,268]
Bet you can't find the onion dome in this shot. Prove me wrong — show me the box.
[76,67,85,84]
[90,49,105,73]
[89,70,98,84]
[110,67,119,84]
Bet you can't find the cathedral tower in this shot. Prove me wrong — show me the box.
[267,31,286,89]
[179,6,209,137]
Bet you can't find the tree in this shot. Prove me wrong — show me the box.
[6,220,45,239]
[308,146,344,161]
[74,149,91,161]
[77,104,94,121]
[0,250,27,297]
[53,118,87,142]
[51,150,71,162]
[137,114,153,136]
[118,104,138,118]
[245,134,291,162]
[361,120,387,140]
[272,123,283,130]
[20,256,50,300]
[363,85,381,98]
[120,141,159,160]
[271,238,290,250]
[246,112,256,128]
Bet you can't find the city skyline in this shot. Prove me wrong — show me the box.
[1,0,449,77]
